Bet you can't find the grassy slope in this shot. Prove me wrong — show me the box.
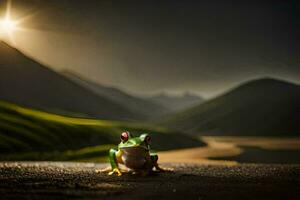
[0,101,202,161]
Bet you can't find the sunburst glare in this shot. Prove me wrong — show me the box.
[0,0,23,44]
[0,16,17,33]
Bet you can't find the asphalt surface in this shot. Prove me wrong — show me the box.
[0,162,299,200]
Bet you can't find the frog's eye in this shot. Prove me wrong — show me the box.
[145,135,151,144]
[120,131,129,142]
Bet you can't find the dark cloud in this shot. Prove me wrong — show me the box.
[1,0,299,97]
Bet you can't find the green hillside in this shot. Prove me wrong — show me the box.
[163,78,300,136]
[0,101,202,161]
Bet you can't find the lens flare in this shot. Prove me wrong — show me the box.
[0,0,40,45]
[0,0,20,44]
[0,17,17,33]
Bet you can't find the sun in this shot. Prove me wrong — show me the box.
[0,0,23,44]
[0,0,36,45]
[0,17,17,33]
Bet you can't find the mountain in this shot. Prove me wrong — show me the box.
[149,92,204,112]
[163,78,300,136]
[62,70,170,118]
[0,41,141,120]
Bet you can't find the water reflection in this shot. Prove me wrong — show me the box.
[159,137,300,164]
[210,146,300,164]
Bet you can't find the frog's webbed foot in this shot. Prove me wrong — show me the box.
[95,167,129,176]
[108,168,123,176]
[154,164,174,172]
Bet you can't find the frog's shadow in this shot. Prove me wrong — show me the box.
[122,169,171,177]
[96,166,174,177]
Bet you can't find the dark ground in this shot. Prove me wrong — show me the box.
[0,162,299,200]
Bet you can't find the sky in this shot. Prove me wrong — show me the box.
[0,0,299,98]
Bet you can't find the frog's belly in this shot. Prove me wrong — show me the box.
[120,148,152,170]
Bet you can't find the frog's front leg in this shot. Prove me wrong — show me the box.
[151,154,173,172]
[108,148,123,176]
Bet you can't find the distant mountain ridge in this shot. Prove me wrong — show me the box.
[149,92,204,112]
[62,70,170,118]
[0,41,141,120]
[164,78,300,136]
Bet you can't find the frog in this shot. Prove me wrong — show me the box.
[97,131,172,176]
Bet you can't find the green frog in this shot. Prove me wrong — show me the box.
[97,131,172,176]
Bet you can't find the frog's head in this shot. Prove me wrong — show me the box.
[118,131,151,151]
